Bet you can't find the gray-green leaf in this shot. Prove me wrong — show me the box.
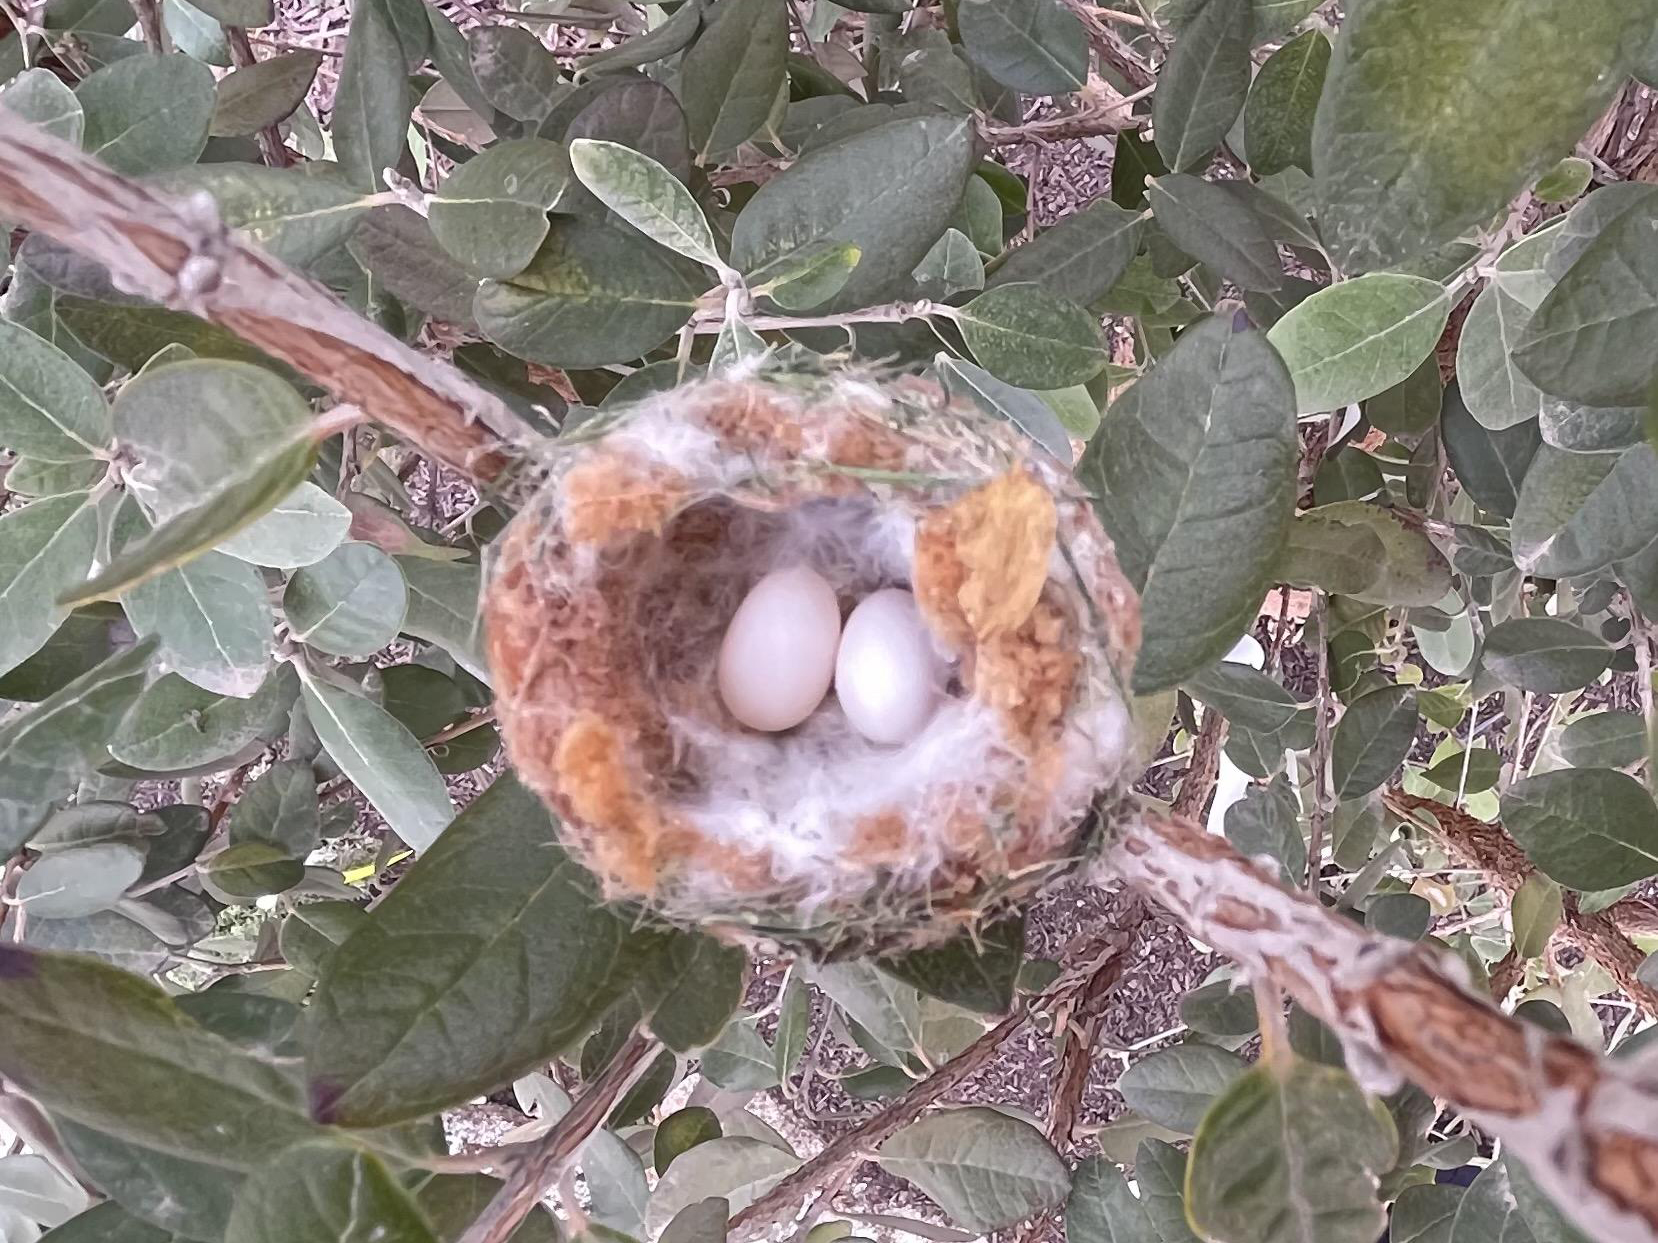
[1480,617,1612,694]
[1153,0,1251,173]
[1502,768,1658,890]
[569,138,723,268]
[428,138,574,280]
[876,1107,1071,1233]
[1331,684,1418,801]
[953,283,1107,388]
[956,0,1087,96]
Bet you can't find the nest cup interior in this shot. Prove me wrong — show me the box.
[485,374,1141,951]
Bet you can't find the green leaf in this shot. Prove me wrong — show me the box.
[0,944,325,1166]
[985,200,1141,305]
[953,283,1107,388]
[302,775,656,1126]
[227,759,319,858]
[774,975,809,1080]
[1534,157,1593,206]
[1452,222,1565,431]
[217,482,352,570]
[1511,445,1658,577]
[1135,1139,1200,1243]
[1501,768,1658,890]
[1510,874,1563,960]
[476,215,707,368]
[647,1138,799,1234]
[1187,1060,1396,1243]
[15,842,144,920]
[1312,0,1632,272]
[334,0,412,191]
[77,53,215,174]
[1421,747,1501,795]
[468,25,563,123]
[284,542,408,658]
[896,28,979,115]
[398,557,487,682]
[1153,0,1250,172]
[912,228,986,301]
[211,49,320,136]
[0,638,155,855]
[935,356,1076,463]
[877,916,1024,1015]
[1148,174,1282,291]
[36,1201,183,1242]
[1181,978,1259,1038]
[633,931,745,1053]
[956,0,1086,95]
[0,318,112,461]
[658,1198,727,1243]
[280,900,368,977]
[151,164,373,272]
[74,441,315,609]
[1366,355,1443,438]
[1515,196,1658,408]
[1504,1157,1593,1243]
[809,960,925,1059]
[1266,274,1451,415]
[0,492,99,678]
[0,67,86,143]
[749,240,862,311]
[1559,710,1648,769]
[226,1141,437,1243]
[428,139,574,280]
[1331,684,1418,801]
[701,1021,780,1092]
[55,1118,243,1240]
[731,115,978,312]
[876,1107,1071,1233]
[53,297,285,375]
[680,0,787,160]
[202,841,305,900]
[1243,29,1329,177]
[580,0,702,74]
[1182,664,1300,734]
[1480,617,1612,693]
[1118,1045,1249,1134]
[1440,382,1539,518]
[570,138,723,269]
[1081,314,1298,692]
[297,668,453,853]
[1448,1161,1528,1243]
[1064,1157,1160,1243]
[1366,892,1430,940]
[1392,1185,1465,1243]
[1225,775,1306,886]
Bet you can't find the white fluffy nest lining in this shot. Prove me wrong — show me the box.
[483,367,1142,951]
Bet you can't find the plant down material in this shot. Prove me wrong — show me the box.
[485,366,1141,954]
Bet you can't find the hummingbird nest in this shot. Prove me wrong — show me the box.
[483,366,1141,956]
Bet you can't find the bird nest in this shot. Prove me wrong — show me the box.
[483,367,1142,955]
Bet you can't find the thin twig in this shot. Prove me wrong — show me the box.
[1306,595,1331,891]
[458,1032,658,1243]
[130,0,167,51]
[1171,706,1227,819]
[731,939,1134,1238]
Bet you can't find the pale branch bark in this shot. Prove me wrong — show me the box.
[979,95,1150,146]
[730,938,1134,1239]
[1107,808,1658,1243]
[0,117,528,487]
[458,1032,658,1243]
[1383,791,1658,1018]
[130,0,166,51]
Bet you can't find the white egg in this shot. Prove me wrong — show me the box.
[717,565,842,732]
[835,588,948,746]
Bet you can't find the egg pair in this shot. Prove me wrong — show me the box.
[716,566,948,745]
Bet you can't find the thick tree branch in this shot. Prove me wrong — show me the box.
[1383,791,1658,1018]
[1108,808,1658,1243]
[0,117,527,486]
[1171,708,1227,819]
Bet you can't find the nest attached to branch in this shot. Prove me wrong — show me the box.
[484,365,1142,955]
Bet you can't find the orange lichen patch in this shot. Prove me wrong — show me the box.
[911,510,974,651]
[560,449,688,546]
[952,469,1058,640]
[851,811,913,866]
[974,596,1080,749]
[1590,1132,1658,1226]
[686,381,809,457]
[554,714,677,894]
